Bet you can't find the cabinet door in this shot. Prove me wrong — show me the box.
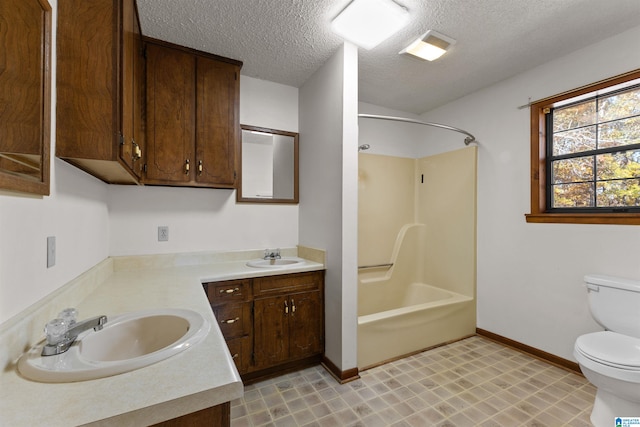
[145,43,195,183]
[196,57,239,187]
[56,0,116,160]
[132,8,145,178]
[253,295,289,369]
[120,0,136,174]
[120,0,144,178]
[289,290,323,360]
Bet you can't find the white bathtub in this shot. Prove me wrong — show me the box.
[358,280,475,369]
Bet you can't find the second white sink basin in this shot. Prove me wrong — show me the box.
[18,308,210,383]
[246,257,305,268]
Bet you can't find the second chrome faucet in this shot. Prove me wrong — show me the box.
[263,248,281,260]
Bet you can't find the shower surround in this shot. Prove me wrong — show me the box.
[357,146,477,368]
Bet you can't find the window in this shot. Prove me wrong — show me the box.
[526,69,640,225]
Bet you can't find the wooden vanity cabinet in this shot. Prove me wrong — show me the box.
[150,403,229,427]
[144,39,241,188]
[253,273,324,370]
[203,271,324,382]
[56,0,145,184]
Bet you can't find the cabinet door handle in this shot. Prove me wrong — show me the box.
[284,300,289,314]
[232,353,239,359]
[185,159,190,174]
[132,141,141,161]
[219,287,240,294]
[198,160,203,175]
[221,317,240,324]
[291,298,296,314]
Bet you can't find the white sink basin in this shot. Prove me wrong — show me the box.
[18,308,210,383]
[246,257,305,268]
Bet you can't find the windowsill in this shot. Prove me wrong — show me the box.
[525,213,640,225]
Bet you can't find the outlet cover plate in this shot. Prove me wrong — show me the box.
[158,226,169,242]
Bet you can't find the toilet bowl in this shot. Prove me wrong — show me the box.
[574,332,640,426]
[575,275,640,427]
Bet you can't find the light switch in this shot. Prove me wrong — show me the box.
[47,236,56,268]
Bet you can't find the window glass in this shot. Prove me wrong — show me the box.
[598,116,640,149]
[547,84,640,211]
[552,183,594,208]
[598,87,640,122]
[552,100,596,132]
[552,126,596,155]
[597,179,640,207]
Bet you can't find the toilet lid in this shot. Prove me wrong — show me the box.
[576,332,640,369]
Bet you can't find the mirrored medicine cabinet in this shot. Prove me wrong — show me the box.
[237,125,299,204]
[0,0,52,195]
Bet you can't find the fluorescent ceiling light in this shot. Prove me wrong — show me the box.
[331,0,409,50]
[400,30,456,61]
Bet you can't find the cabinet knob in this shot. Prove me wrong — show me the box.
[185,159,190,174]
[198,160,203,175]
[232,353,239,359]
[221,317,240,324]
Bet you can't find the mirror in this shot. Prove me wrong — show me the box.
[237,125,299,204]
[0,0,51,195]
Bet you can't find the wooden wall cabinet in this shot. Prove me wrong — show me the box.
[144,39,241,188]
[56,0,145,184]
[0,0,51,195]
[204,271,324,383]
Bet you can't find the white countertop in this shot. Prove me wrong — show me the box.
[0,256,324,427]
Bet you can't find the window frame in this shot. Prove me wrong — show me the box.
[526,69,640,225]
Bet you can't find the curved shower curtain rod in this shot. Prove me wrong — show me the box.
[358,113,477,145]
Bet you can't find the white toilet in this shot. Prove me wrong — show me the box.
[574,274,640,427]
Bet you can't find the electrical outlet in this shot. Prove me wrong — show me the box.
[47,236,56,268]
[158,226,169,242]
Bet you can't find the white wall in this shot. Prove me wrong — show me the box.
[418,25,640,361]
[240,77,299,132]
[108,76,300,256]
[0,0,111,324]
[358,102,424,158]
[299,43,359,371]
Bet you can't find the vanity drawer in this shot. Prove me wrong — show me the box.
[205,279,251,303]
[212,302,251,339]
[226,336,251,374]
[254,271,322,296]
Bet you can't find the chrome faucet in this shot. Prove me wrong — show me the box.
[263,248,281,260]
[42,313,107,356]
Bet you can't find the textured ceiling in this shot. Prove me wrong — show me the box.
[136,0,640,114]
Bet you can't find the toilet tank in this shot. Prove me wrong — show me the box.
[584,274,640,338]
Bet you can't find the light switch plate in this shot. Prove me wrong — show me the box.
[47,236,56,268]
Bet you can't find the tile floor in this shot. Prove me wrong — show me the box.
[230,336,596,427]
